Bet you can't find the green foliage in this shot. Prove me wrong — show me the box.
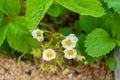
[74,20,81,32]
[110,13,120,40]
[0,19,8,47]
[6,17,38,53]
[85,28,116,57]
[115,40,120,46]
[47,2,60,17]
[0,0,119,70]
[104,0,120,14]
[79,7,120,46]
[0,0,21,17]
[77,34,96,63]
[26,0,53,30]
[55,0,105,17]
[47,2,67,17]
[59,27,72,36]
[79,7,113,33]
[0,11,3,22]
[105,53,116,70]
[0,41,20,58]
[79,16,98,33]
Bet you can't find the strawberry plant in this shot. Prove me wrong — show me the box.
[0,0,120,76]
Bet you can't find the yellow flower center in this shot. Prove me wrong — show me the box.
[67,50,74,56]
[46,52,53,58]
[65,39,72,46]
[36,31,42,37]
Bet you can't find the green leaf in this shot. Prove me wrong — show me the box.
[79,14,112,33]
[0,0,4,9]
[59,5,68,16]
[79,7,120,40]
[0,20,8,47]
[79,16,98,33]
[47,2,60,17]
[0,0,21,17]
[105,53,116,70]
[59,27,72,36]
[55,0,105,17]
[26,0,53,30]
[74,20,81,32]
[104,0,120,14]
[77,34,86,54]
[110,13,120,40]
[115,40,120,46]
[79,6,113,33]
[0,40,20,58]
[85,28,116,57]
[7,17,38,53]
[77,34,96,64]
[0,11,3,22]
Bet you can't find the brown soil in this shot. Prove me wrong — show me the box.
[0,56,114,80]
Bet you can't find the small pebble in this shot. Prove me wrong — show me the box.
[68,73,73,79]
[25,70,32,75]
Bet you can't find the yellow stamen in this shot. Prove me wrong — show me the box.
[65,39,72,46]
[67,50,74,56]
[36,31,42,37]
[46,52,53,58]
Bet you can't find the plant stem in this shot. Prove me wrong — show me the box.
[17,53,25,65]
[54,41,61,49]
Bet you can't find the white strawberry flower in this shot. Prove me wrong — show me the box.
[42,48,56,61]
[64,48,77,59]
[61,34,78,49]
[32,29,44,41]
[67,34,78,42]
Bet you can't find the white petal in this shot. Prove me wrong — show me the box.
[61,37,76,49]
[42,48,56,61]
[67,34,78,42]
[31,29,44,42]
[64,49,77,59]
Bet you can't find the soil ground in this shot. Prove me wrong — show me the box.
[0,56,114,80]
